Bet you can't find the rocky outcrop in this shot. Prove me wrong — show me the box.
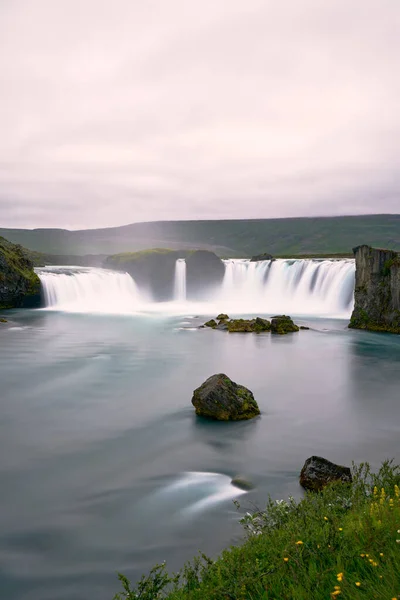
[300,456,352,491]
[349,245,400,334]
[191,373,260,420]
[270,315,299,334]
[0,236,41,309]
[185,251,225,300]
[104,248,224,302]
[202,314,302,334]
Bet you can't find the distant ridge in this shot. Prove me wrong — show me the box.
[1,214,399,257]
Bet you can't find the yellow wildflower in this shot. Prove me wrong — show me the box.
[355,582,361,587]
[283,557,289,562]
[334,586,341,590]
[338,527,343,531]
[379,552,383,556]
[324,516,328,521]
[332,591,341,596]
[296,540,303,545]
[360,554,365,558]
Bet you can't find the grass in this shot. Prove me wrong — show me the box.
[2,214,400,257]
[114,461,400,600]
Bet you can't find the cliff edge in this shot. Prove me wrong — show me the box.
[349,244,400,333]
[0,236,41,309]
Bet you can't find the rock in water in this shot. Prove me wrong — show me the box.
[192,373,260,421]
[270,315,299,334]
[231,475,254,490]
[300,456,352,491]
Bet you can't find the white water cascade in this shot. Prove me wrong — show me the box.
[37,266,143,314]
[36,258,355,318]
[173,259,187,302]
[219,258,355,316]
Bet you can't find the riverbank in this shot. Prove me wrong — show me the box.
[114,461,400,600]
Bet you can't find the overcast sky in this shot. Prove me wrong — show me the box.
[1,0,399,229]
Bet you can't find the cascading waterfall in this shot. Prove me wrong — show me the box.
[37,266,143,314]
[36,258,355,318]
[173,259,187,302]
[219,259,355,316]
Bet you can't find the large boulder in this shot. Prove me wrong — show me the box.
[270,315,299,334]
[0,236,41,309]
[228,317,271,333]
[192,373,260,421]
[300,456,352,491]
[186,251,225,300]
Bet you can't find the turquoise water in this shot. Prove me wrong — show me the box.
[0,310,400,600]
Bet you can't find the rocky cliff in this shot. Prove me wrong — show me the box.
[104,248,225,301]
[0,236,41,309]
[349,245,400,333]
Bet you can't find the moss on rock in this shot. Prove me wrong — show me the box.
[0,236,41,309]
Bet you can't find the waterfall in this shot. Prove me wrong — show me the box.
[36,258,355,318]
[219,259,355,316]
[173,259,187,302]
[37,266,143,314]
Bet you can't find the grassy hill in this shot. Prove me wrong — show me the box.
[1,214,400,257]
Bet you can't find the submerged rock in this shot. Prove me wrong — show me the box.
[270,315,299,334]
[192,373,260,421]
[231,474,254,491]
[300,325,310,330]
[0,317,7,323]
[300,456,352,492]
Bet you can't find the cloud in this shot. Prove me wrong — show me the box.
[0,0,399,228]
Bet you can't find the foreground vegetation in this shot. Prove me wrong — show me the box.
[114,461,400,600]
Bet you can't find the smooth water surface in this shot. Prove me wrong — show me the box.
[1,309,400,600]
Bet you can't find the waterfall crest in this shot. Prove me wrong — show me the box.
[37,266,143,314]
[36,258,355,317]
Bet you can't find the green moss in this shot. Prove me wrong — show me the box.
[0,236,41,308]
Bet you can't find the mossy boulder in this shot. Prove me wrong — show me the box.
[0,236,41,309]
[0,317,7,323]
[204,319,217,328]
[300,456,352,492]
[231,475,254,491]
[270,315,299,334]
[227,317,271,333]
[217,313,229,321]
[192,373,260,421]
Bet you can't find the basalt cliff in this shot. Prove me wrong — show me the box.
[349,245,400,334]
[0,236,41,310]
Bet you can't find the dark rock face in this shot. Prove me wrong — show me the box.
[270,315,300,334]
[349,245,400,334]
[192,373,260,421]
[300,456,352,491]
[186,251,225,300]
[250,253,274,262]
[105,249,183,301]
[0,236,41,310]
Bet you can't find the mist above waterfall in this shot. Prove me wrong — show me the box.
[36,257,355,318]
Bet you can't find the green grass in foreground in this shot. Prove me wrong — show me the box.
[114,461,400,600]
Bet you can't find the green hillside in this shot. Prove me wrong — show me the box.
[1,214,400,257]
